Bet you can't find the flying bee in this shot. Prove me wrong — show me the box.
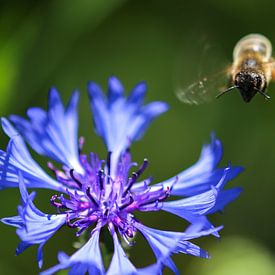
[176,33,275,104]
[217,33,274,102]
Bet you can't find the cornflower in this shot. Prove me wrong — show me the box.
[0,77,242,274]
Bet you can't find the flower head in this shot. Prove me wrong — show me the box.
[0,77,243,274]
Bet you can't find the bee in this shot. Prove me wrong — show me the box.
[176,33,275,104]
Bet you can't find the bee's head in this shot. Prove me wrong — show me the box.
[234,71,266,102]
[216,70,270,102]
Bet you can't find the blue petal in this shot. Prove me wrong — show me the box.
[108,76,124,102]
[0,118,64,191]
[1,173,66,268]
[107,231,163,275]
[206,168,243,214]
[160,169,242,236]
[127,81,147,106]
[156,134,243,196]
[9,89,83,173]
[88,76,168,171]
[1,215,24,228]
[207,187,242,214]
[134,222,221,274]
[106,231,137,275]
[161,185,221,219]
[40,229,105,275]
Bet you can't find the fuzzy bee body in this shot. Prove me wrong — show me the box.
[224,33,274,102]
[176,33,275,104]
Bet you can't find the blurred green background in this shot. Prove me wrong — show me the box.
[1,0,275,274]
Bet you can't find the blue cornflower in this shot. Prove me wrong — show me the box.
[0,77,243,274]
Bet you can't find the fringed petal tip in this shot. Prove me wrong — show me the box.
[0,119,64,191]
[1,117,20,138]
[2,174,67,268]
[40,230,105,275]
[87,76,169,168]
[7,88,83,173]
[157,133,243,197]
[108,76,124,100]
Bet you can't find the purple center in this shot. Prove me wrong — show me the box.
[49,147,173,244]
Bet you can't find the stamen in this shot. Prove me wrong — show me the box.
[123,172,138,195]
[158,193,169,202]
[50,194,63,208]
[104,209,109,217]
[49,151,157,242]
[136,158,148,177]
[66,214,78,228]
[119,195,134,210]
[97,169,104,190]
[76,226,88,237]
[138,186,171,208]
[158,186,172,202]
[69,169,82,188]
[123,159,149,196]
[86,187,99,207]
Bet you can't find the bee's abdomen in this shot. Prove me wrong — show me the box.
[233,33,272,62]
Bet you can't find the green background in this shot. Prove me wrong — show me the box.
[0,0,275,274]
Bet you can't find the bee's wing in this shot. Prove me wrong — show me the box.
[173,37,230,105]
[175,70,229,105]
